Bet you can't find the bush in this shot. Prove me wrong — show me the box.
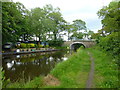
[38,45,44,48]
[45,45,49,48]
[48,40,64,47]
[35,44,38,48]
[20,43,26,48]
[27,43,35,48]
[99,32,119,60]
[0,68,10,88]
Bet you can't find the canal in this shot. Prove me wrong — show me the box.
[2,50,71,82]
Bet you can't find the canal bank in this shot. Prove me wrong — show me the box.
[3,47,118,88]
[2,50,70,83]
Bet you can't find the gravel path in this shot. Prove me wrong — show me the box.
[86,52,95,88]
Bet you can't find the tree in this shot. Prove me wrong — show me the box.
[97,0,120,61]
[72,19,87,31]
[30,7,47,41]
[44,4,66,41]
[84,30,94,39]
[64,23,74,41]
[70,32,84,40]
[69,19,87,40]
[97,1,120,34]
[2,2,28,44]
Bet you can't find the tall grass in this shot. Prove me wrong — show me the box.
[50,48,91,88]
[88,47,119,88]
[7,77,43,88]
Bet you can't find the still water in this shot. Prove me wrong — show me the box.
[2,50,70,82]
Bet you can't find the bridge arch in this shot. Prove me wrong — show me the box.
[70,42,86,50]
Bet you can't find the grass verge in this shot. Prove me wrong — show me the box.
[87,47,119,88]
[48,48,90,88]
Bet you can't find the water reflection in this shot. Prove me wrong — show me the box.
[2,50,70,82]
[16,55,20,58]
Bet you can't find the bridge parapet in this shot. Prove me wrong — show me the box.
[63,40,96,48]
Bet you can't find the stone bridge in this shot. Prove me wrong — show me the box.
[63,40,96,50]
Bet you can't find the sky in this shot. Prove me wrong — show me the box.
[12,0,113,33]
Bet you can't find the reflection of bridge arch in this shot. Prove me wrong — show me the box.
[70,42,86,50]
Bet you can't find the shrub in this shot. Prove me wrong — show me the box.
[0,68,10,88]
[48,40,64,47]
[99,32,119,60]
[20,43,26,48]
[45,45,49,48]
[35,44,38,48]
[38,45,44,48]
[27,43,35,48]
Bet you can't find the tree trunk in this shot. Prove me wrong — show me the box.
[53,32,57,41]
[39,34,41,42]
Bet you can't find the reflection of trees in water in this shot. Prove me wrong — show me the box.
[2,51,69,82]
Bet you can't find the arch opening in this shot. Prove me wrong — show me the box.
[70,42,86,51]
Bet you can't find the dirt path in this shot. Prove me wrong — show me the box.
[86,52,95,88]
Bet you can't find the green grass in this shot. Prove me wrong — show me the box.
[7,77,43,88]
[87,47,119,88]
[0,68,2,89]
[48,48,91,88]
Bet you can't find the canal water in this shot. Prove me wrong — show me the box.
[2,50,71,82]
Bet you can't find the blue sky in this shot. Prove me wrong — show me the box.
[12,0,113,33]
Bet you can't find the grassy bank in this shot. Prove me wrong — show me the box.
[88,47,119,88]
[5,47,119,88]
[49,48,90,88]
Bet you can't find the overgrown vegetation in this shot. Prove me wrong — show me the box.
[92,0,120,65]
[7,77,43,88]
[0,68,10,88]
[88,47,119,88]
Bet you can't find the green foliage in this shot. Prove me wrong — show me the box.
[0,68,2,89]
[2,2,87,43]
[73,19,87,30]
[70,32,84,40]
[38,45,44,48]
[2,2,30,44]
[99,32,120,63]
[20,43,26,48]
[45,45,49,48]
[48,40,64,47]
[30,5,66,41]
[97,1,120,33]
[27,43,35,48]
[20,43,35,48]
[7,76,43,88]
[50,49,90,88]
[88,48,119,88]
[24,77,43,88]
[97,1,120,63]
[0,68,10,88]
